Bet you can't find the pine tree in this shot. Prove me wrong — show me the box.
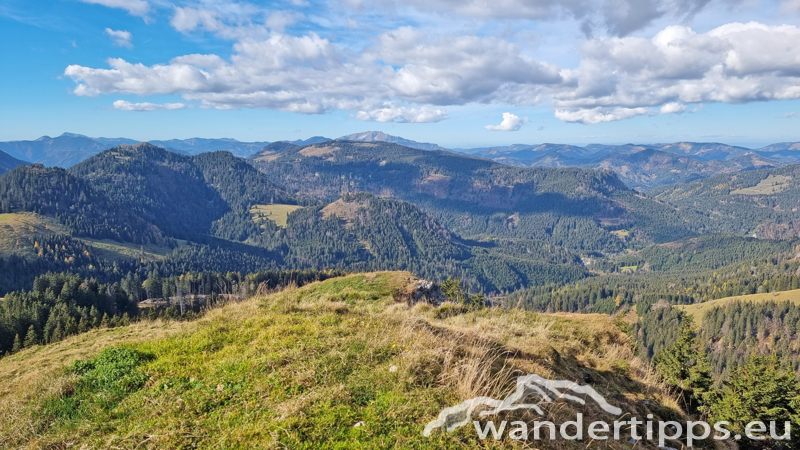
[11,334,21,353]
[23,326,38,348]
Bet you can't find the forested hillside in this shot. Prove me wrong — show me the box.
[651,164,800,238]
[249,139,709,251]
[0,165,166,244]
[506,237,800,314]
[0,144,595,294]
[69,143,230,237]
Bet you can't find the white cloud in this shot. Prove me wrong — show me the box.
[77,0,149,18]
[104,28,133,49]
[782,0,800,13]
[785,112,799,118]
[266,11,305,32]
[553,22,800,123]
[485,112,528,131]
[170,5,270,40]
[356,104,448,123]
[375,27,561,105]
[111,100,189,111]
[660,102,686,114]
[350,0,729,36]
[554,107,650,124]
[64,16,800,126]
[63,28,560,114]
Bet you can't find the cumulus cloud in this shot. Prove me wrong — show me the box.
[111,100,189,111]
[485,112,528,131]
[660,102,686,114]
[64,14,800,125]
[170,4,271,40]
[104,28,133,48]
[356,104,448,123]
[77,0,149,18]
[553,22,800,123]
[63,28,560,114]
[375,27,561,105]
[352,0,726,36]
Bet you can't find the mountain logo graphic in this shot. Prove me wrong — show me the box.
[423,374,622,437]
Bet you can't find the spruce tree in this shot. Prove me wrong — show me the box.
[653,314,713,411]
[23,326,38,348]
[708,355,800,449]
[11,334,21,353]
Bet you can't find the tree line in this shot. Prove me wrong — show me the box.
[0,269,344,358]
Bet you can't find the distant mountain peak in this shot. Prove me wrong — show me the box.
[342,131,391,141]
[291,136,331,146]
[60,132,90,138]
[337,131,443,151]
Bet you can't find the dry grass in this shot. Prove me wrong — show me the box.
[76,238,176,262]
[0,321,190,401]
[320,198,368,223]
[730,174,792,195]
[299,145,340,157]
[0,212,66,255]
[0,272,686,449]
[249,204,304,228]
[677,288,800,322]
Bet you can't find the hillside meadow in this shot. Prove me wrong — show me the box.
[677,288,800,322]
[0,272,686,449]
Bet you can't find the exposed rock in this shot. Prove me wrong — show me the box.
[396,278,448,305]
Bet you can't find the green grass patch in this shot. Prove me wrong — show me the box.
[250,204,303,228]
[41,347,154,428]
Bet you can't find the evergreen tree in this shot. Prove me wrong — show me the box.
[23,326,38,348]
[708,355,800,449]
[654,315,713,411]
[11,334,21,353]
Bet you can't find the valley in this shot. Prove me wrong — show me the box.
[2,137,800,449]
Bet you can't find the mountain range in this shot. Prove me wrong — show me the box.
[3,131,800,190]
[454,141,800,189]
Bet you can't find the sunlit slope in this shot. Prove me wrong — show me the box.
[1,272,681,449]
[677,288,800,322]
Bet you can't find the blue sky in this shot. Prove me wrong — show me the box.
[2,0,800,148]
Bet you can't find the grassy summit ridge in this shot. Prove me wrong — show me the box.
[1,272,680,449]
